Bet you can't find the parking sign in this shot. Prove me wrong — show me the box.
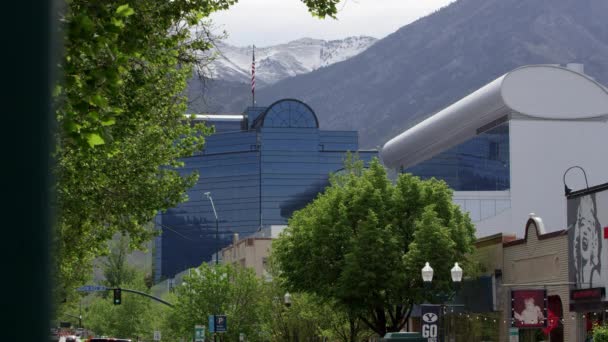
[215,315,227,332]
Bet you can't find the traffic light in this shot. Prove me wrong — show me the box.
[113,288,122,305]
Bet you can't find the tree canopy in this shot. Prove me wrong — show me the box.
[167,263,262,341]
[52,0,347,300]
[273,157,477,336]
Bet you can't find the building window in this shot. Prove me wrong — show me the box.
[489,141,499,160]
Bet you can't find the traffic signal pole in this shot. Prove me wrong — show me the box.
[109,288,174,308]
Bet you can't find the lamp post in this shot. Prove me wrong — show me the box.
[421,262,463,342]
[204,192,219,265]
[282,292,293,341]
[284,292,292,308]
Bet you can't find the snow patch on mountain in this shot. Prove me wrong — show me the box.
[208,36,377,86]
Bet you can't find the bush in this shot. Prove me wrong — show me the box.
[593,324,608,342]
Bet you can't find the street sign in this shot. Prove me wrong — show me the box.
[421,305,440,342]
[195,324,205,342]
[215,315,227,333]
[208,315,215,333]
[509,327,519,342]
[76,285,107,292]
[153,330,161,341]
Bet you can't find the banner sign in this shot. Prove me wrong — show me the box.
[509,327,519,342]
[208,315,227,333]
[571,287,605,301]
[208,315,214,333]
[421,304,440,342]
[215,315,227,333]
[194,325,205,342]
[511,290,547,328]
[568,187,608,293]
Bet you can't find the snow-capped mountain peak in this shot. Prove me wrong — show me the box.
[208,36,377,86]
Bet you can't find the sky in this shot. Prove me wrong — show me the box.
[210,0,456,47]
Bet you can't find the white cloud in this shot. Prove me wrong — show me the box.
[210,0,456,47]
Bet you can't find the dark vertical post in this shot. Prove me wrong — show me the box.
[442,304,446,342]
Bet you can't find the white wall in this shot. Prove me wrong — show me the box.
[509,118,608,235]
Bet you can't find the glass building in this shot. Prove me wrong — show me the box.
[404,123,509,191]
[155,99,377,281]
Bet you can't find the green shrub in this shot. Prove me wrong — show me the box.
[593,324,608,342]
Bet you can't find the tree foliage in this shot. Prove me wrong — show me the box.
[273,157,477,336]
[166,263,263,341]
[101,236,137,288]
[595,324,608,342]
[52,0,345,300]
[257,275,371,342]
[86,272,168,339]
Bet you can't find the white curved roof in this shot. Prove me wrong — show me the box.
[187,114,244,121]
[381,65,608,169]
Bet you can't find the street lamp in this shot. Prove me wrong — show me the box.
[204,192,219,265]
[451,262,463,283]
[421,262,463,341]
[422,262,434,283]
[284,292,292,308]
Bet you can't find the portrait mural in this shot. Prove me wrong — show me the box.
[568,188,608,291]
[511,290,547,328]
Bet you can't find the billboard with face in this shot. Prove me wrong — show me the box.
[511,290,547,328]
[568,187,608,291]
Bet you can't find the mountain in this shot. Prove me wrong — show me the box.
[238,0,608,148]
[208,36,378,85]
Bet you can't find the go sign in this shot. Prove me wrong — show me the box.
[421,305,440,342]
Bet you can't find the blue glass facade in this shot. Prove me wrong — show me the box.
[404,124,510,191]
[155,99,376,281]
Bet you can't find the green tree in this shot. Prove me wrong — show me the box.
[52,0,348,300]
[273,157,477,337]
[259,255,370,342]
[86,272,169,339]
[166,263,262,341]
[101,236,137,288]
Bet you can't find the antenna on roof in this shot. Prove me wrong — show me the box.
[251,45,255,107]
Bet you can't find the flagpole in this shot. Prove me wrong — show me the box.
[251,45,255,107]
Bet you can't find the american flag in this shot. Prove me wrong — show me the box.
[251,45,255,100]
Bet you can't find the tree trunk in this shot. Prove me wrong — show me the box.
[360,307,389,337]
[376,308,387,337]
[349,318,356,342]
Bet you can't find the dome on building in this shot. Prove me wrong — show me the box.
[254,99,319,128]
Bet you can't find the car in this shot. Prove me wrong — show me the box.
[65,335,78,342]
[87,338,132,342]
[49,329,60,342]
